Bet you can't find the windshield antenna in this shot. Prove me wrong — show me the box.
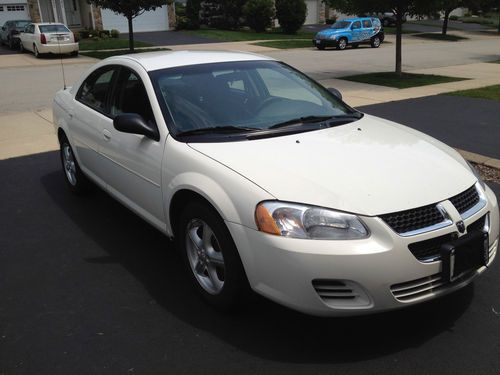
[56,32,67,89]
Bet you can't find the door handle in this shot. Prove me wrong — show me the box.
[103,129,111,141]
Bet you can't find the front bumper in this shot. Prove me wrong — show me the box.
[227,184,499,316]
[312,38,339,48]
[38,42,78,54]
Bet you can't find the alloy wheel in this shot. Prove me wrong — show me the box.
[185,218,226,295]
[62,143,77,186]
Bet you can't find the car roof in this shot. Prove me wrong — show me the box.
[106,50,276,71]
[34,22,68,26]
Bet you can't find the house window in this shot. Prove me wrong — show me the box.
[0,6,4,11]
[7,5,25,11]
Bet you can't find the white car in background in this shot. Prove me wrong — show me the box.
[19,22,78,57]
[52,51,499,316]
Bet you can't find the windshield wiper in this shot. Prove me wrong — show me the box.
[269,113,363,130]
[177,126,261,136]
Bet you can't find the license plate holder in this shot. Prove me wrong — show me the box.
[441,230,489,282]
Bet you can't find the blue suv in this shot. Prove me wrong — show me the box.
[313,17,385,50]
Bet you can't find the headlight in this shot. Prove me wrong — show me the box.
[329,35,337,40]
[255,201,369,240]
[467,161,486,190]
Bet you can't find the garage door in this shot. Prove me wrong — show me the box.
[304,0,318,25]
[101,6,168,33]
[0,3,30,27]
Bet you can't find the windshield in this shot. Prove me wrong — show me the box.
[150,60,358,139]
[39,24,70,33]
[15,21,30,28]
[331,21,351,29]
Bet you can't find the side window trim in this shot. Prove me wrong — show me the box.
[75,65,120,118]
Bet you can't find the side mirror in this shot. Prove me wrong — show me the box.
[328,87,342,100]
[113,113,159,141]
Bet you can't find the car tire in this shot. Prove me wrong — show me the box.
[71,50,79,57]
[352,43,359,48]
[371,35,381,48]
[316,44,325,50]
[336,38,347,50]
[177,200,249,311]
[59,134,90,194]
[34,44,41,58]
[19,42,24,53]
[8,38,14,49]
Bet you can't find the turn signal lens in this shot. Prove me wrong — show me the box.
[255,204,281,235]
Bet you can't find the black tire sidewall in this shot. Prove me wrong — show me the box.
[177,201,249,310]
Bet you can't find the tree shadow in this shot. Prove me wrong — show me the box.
[40,169,474,364]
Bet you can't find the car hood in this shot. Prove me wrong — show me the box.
[188,115,476,216]
[316,28,347,37]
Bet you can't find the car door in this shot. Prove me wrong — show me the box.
[71,65,120,185]
[100,66,165,228]
[350,20,362,42]
[20,24,33,51]
[361,19,374,41]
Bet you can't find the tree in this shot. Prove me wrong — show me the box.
[275,0,307,34]
[412,0,462,35]
[186,0,202,29]
[243,0,275,32]
[323,0,427,75]
[201,0,249,29]
[88,0,167,52]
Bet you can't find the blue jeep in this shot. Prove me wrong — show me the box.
[313,17,385,50]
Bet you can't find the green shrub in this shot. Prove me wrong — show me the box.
[449,15,459,21]
[99,29,110,37]
[275,0,306,34]
[243,0,275,32]
[110,29,120,38]
[79,30,90,39]
[185,0,201,29]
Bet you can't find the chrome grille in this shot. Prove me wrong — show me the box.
[449,185,479,214]
[408,233,456,262]
[391,271,475,302]
[380,204,444,235]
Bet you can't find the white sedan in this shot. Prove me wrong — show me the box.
[19,22,78,57]
[52,51,499,316]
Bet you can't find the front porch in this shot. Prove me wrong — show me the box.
[27,0,101,30]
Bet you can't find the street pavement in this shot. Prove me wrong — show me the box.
[0,151,499,375]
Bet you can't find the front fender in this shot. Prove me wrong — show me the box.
[162,137,275,236]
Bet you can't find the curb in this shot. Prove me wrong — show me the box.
[456,148,500,170]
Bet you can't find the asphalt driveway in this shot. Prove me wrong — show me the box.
[0,150,499,375]
[359,95,500,160]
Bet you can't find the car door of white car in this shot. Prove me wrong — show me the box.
[71,65,120,186]
[20,23,34,51]
[99,66,165,229]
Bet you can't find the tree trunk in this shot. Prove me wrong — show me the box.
[395,9,403,76]
[127,15,134,52]
[442,9,451,35]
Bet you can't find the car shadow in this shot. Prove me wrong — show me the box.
[41,168,474,364]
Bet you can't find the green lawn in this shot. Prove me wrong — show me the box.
[252,39,313,49]
[339,72,468,89]
[79,38,152,51]
[412,33,468,41]
[184,28,315,42]
[80,48,170,60]
[446,84,500,101]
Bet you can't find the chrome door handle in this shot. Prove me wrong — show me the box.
[103,129,111,141]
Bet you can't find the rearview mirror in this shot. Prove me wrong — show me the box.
[113,113,159,141]
[328,87,342,100]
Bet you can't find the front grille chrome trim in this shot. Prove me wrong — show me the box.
[460,182,487,220]
[398,219,453,237]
